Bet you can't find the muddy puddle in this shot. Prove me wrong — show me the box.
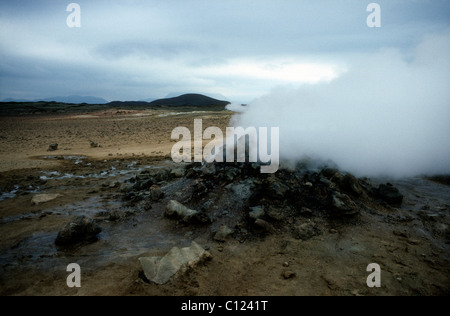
[0,156,195,277]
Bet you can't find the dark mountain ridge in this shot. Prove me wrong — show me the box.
[0,93,230,115]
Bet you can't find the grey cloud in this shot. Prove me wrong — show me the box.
[1,0,450,101]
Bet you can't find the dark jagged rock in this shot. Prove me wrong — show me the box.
[122,160,393,242]
[330,191,360,216]
[265,176,289,199]
[376,183,403,206]
[55,216,101,247]
[149,184,164,201]
[340,174,364,196]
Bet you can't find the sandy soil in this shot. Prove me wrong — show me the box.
[0,109,229,172]
[0,110,449,296]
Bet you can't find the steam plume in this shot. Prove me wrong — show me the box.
[228,30,450,177]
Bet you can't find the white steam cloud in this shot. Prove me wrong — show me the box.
[228,30,450,177]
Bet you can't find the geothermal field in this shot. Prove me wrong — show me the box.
[0,104,448,296]
[1,1,450,300]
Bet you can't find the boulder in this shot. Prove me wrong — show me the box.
[55,216,102,247]
[377,183,403,206]
[340,174,364,196]
[165,200,210,224]
[139,241,211,285]
[149,185,164,201]
[331,192,360,216]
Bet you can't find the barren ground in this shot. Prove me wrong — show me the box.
[0,110,448,296]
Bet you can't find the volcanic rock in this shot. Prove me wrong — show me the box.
[165,200,210,224]
[139,241,210,285]
[331,192,360,216]
[377,183,403,206]
[340,174,364,196]
[48,143,58,151]
[249,206,265,220]
[213,225,234,242]
[265,177,289,199]
[149,184,164,201]
[31,193,62,205]
[293,221,321,241]
[55,216,102,247]
[254,219,273,233]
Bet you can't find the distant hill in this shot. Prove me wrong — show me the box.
[1,95,109,104]
[0,93,230,115]
[107,101,149,107]
[149,94,230,107]
[39,95,109,104]
[1,98,32,102]
[163,92,229,101]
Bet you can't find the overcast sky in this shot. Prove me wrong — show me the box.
[1,0,449,102]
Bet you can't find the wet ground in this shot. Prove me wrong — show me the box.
[0,155,449,296]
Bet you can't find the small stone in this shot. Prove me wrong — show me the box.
[149,185,164,201]
[408,239,420,245]
[254,219,273,233]
[48,143,58,151]
[165,200,210,224]
[90,141,100,148]
[393,230,408,238]
[249,206,265,220]
[299,207,313,216]
[266,207,284,221]
[109,181,119,188]
[283,262,289,267]
[32,193,62,205]
[293,221,321,241]
[213,225,234,242]
[283,271,296,279]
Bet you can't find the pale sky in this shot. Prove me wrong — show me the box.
[1,0,449,102]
